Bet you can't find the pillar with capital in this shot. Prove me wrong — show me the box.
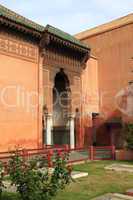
[45,113,53,145]
[70,75,83,148]
[69,114,75,149]
[42,66,54,146]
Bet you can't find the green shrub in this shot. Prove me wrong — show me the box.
[0,161,5,199]
[8,150,71,200]
[125,123,133,150]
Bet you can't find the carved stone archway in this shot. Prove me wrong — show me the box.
[53,68,71,145]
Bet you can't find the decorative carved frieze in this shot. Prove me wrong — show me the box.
[0,35,38,62]
[43,49,82,73]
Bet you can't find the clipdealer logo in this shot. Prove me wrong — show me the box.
[115,83,133,117]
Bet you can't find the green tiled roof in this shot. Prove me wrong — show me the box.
[0,4,44,32]
[0,4,89,49]
[45,25,89,49]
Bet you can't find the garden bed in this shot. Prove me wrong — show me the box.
[1,161,133,200]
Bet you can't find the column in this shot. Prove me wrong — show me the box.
[69,114,75,149]
[46,114,53,145]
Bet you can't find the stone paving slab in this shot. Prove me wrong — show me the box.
[105,164,133,173]
[45,168,88,179]
[92,193,133,200]
[71,171,88,179]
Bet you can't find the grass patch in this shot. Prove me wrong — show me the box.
[1,192,20,200]
[54,160,133,200]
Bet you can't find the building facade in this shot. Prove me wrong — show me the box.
[0,4,132,151]
[0,5,99,151]
[76,14,133,148]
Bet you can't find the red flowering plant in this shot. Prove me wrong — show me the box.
[8,149,72,200]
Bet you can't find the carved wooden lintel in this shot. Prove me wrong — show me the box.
[43,48,82,73]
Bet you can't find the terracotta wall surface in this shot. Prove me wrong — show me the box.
[81,56,99,146]
[82,56,99,116]
[0,53,40,151]
[78,23,133,122]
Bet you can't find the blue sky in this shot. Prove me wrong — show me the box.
[0,0,133,34]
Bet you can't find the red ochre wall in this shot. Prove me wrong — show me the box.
[0,53,41,151]
[81,56,99,146]
[79,23,133,121]
[77,21,133,146]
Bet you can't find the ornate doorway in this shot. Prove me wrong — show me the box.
[41,25,90,148]
[53,69,71,145]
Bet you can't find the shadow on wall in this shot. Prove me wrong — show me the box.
[84,109,132,149]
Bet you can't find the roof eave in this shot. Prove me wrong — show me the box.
[40,31,90,55]
[44,24,90,51]
[0,15,42,39]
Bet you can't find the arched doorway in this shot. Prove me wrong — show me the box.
[53,69,71,145]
